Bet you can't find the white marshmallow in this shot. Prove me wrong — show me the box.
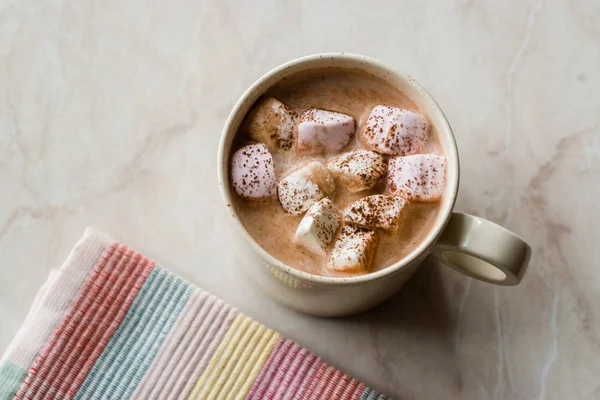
[360,105,429,155]
[327,149,386,192]
[294,198,340,256]
[230,143,277,201]
[297,108,355,154]
[344,195,408,235]
[328,225,379,273]
[278,161,335,215]
[243,97,298,151]
[387,154,447,202]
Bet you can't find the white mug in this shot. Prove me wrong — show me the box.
[218,53,532,317]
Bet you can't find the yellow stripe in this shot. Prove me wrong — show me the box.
[233,331,280,399]
[206,318,260,399]
[218,325,278,400]
[187,314,248,399]
[187,314,281,400]
[212,323,264,399]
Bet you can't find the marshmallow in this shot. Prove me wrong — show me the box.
[328,225,379,273]
[297,108,355,154]
[278,161,335,215]
[344,195,408,235]
[387,154,447,202]
[360,105,429,155]
[327,149,386,192]
[294,198,340,256]
[231,143,277,201]
[243,97,298,151]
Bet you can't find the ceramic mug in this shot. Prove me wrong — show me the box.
[218,53,531,317]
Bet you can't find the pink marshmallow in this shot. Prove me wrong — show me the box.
[360,105,429,156]
[297,108,355,154]
[387,154,447,202]
[231,143,277,201]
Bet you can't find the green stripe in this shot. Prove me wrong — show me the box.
[0,360,26,400]
[74,267,192,399]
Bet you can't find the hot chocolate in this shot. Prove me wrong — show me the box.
[229,68,446,276]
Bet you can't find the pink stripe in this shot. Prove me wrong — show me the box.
[246,338,291,400]
[340,377,359,400]
[15,243,119,400]
[292,354,320,400]
[309,365,336,399]
[273,347,309,399]
[351,382,367,399]
[323,369,344,399]
[301,362,326,400]
[265,341,301,399]
[333,375,353,398]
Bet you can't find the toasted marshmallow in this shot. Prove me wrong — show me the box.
[387,154,447,202]
[360,105,429,155]
[297,108,355,154]
[231,143,277,201]
[243,97,298,151]
[278,161,335,215]
[328,225,379,273]
[327,149,386,192]
[294,198,340,256]
[344,195,408,235]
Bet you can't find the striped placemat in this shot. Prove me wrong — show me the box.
[0,229,388,400]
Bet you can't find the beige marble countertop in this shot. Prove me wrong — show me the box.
[1,1,599,398]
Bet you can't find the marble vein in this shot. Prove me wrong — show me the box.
[493,289,506,400]
[504,0,545,148]
[537,292,560,400]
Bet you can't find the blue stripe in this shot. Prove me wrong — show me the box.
[360,387,389,400]
[0,360,26,400]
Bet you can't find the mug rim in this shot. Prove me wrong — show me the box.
[218,52,460,285]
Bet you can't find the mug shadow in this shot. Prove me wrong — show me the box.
[349,256,454,335]
[337,257,463,396]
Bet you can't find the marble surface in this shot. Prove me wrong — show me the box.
[1,0,599,398]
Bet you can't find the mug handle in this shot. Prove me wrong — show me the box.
[432,213,532,285]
